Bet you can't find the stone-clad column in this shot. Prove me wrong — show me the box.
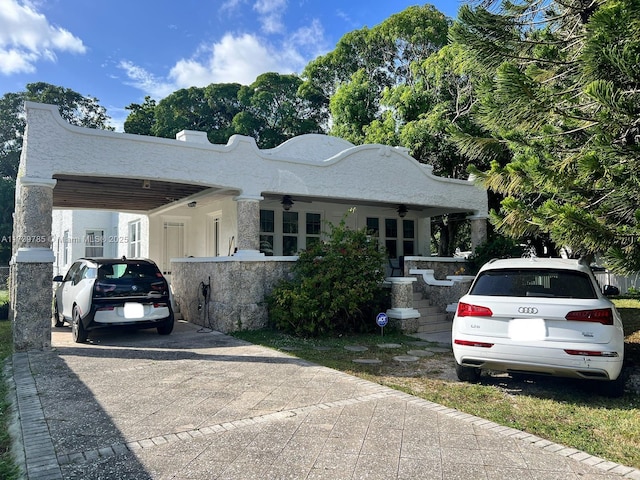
[234,194,264,258]
[386,277,419,320]
[468,214,488,252]
[11,177,56,351]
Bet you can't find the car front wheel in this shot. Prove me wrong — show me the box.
[53,301,64,327]
[455,360,481,383]
[71,306,88,343]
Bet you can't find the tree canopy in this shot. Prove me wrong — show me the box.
[451,0,640,271]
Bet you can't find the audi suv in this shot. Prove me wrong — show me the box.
[452,257,626,396]
[53,257,174,343]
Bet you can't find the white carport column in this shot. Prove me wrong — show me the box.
[468,214,488,251]
[233,194,265,258]
[10,177,57,351]
[417,216,432,256]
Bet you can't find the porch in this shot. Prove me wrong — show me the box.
[10,102,488,350]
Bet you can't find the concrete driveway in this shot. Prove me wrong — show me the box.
[9,321,640,479]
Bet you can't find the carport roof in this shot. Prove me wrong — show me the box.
[52,174,212,211]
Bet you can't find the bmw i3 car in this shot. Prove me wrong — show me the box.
[452,257,625,396]
[53,257,174,343]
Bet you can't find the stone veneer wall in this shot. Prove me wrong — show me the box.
[171,257,296,333]
[12,262,53,350]
[404,256,472,317]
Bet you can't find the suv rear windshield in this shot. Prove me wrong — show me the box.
[469,269,597,299]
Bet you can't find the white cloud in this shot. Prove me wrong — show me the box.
[169,33,300,87]
[117,60,176,98]
[253,0,287,34]
[120,27,322,98]
[0,0,86,75]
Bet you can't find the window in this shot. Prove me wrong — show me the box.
[306,213,321,248]
[63,230,70,265]
[403,220,415,256]
[283,211,298,255]
[260,210,274,256]
[128,221,141,258]
[366,217,379,236]
[385,219,398,258]
[85,230,104,257]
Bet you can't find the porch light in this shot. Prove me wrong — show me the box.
[281,195,294,211]
[397,204,408,218]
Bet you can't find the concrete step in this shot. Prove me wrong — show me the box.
[417,312,449,323]
[415,304,440,315]
[417,321,452,334]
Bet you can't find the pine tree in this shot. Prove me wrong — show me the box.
[451,0,640,272]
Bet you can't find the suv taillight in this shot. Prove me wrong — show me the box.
[457,302,493,317]
[565,308,613,325]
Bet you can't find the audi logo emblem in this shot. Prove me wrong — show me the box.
[518,307,538,314]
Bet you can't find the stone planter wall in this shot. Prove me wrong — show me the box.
[171,257,296,333]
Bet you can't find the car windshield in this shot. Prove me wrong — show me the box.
[469,268,597,299]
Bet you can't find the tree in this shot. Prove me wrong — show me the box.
[233,73,324,148]
[0,82,112,264]
[301,5,450,139]
[451,0,640,271]
[0,178,15,264]
[124,96,157,135]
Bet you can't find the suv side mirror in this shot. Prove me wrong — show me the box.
[53,275,63,282]
[603,285,619,296]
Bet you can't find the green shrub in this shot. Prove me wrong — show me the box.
[266,212,388,336]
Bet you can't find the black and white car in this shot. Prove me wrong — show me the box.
[452,257,626,396]
[53,257,174,343]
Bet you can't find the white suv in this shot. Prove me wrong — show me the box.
[452,257,626,397]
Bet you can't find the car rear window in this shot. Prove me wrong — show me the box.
[469,268,597,299]
[98,262,160,280]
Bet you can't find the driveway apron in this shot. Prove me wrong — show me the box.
[9,321,640,480]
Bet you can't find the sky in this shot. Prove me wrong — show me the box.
[0,0,463,131]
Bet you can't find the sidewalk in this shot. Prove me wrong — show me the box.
[8,321,640,480]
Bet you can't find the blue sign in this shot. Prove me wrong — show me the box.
[376,312,388,327]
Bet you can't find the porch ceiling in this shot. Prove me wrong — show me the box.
[52,174,211,211]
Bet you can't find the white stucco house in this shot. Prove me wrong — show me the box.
[10,102,489,350]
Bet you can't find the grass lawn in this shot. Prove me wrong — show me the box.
[0,315,19,480]
[233,298,640,470]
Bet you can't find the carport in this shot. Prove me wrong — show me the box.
[10,102,488,350]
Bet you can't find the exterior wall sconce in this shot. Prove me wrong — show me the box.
[187,201,197,208]
[281,195,294,211]
[397,204,408,218]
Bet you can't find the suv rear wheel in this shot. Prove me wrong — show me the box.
[455,360,481,383]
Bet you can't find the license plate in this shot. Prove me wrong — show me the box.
[124,303,145,319]
[508,318,546,341]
